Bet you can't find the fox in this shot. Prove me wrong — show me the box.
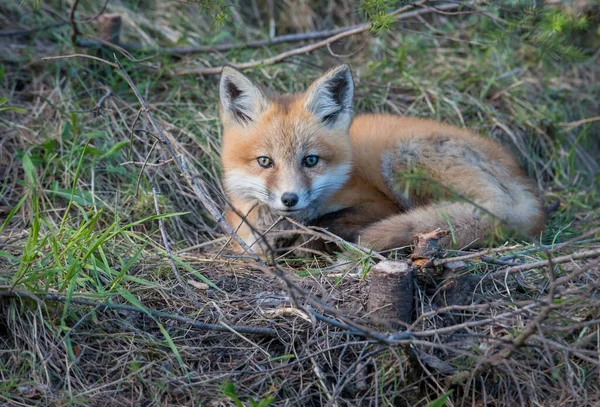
[218,65,545,254]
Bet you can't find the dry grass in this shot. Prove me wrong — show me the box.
[1,0,600,406]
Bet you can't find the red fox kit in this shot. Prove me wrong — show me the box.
[219,65,545,253]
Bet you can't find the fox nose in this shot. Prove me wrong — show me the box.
[281,193,299,208]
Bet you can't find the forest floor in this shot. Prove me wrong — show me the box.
[1,1,600,406]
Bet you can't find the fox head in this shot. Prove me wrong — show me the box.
[219,65,354,221]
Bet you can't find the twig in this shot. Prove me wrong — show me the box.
[496,228,600,262]
[559,116,600,129]
[417,3,476,16]
[151,182,185,287]
[77,36,160,65]
[69,88,112,114]
[409,300,532,330]
[56,1,466,58]
[533,335,600,367]
[43,53,118,67]
[81,0,110,24]
[546,226,600,253]
[136,141,159,196]
[540,318,600,333]
[410,304,539,338]
[5,0,110,39]
[213,204,259,258]
[211,301,271,358]
[551,255,600,287]
[69,0,81,45]
[1,290,279,336]
[78,29,350,54]
[283,216,386,261]
[176,1,466,75]
[487,256,600,365]
[95,88,112,108]
[433,244,522,266]
[72,21,364,54]
[483,248,600,281]
[128,107,143,160]
[121,158,173,167]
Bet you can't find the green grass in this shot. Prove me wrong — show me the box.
[1,0,599,405]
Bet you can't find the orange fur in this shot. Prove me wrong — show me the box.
[219,66,545,253]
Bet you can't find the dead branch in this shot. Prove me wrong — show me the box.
[433,226,600,267]
[465,256,600,381]
[533,335,600,367]
[560,115,600,129]
[1,290,279,336]
[483,248,600,281]
[69,87,112,114]
[43,53,118,67]
[136,141,159,195]
[409,300,534,330]
[74,29,356,53]
[69,0,81,45]
[176,1,466,75]
[283,216,386,261]
[433,244,522,266]
[151,182,185,287]
[72,2,467,58]
[0,0,108,38]
[410,303,539,338]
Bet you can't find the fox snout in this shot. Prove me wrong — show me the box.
[280,192,299,208]
[270,180,310,214]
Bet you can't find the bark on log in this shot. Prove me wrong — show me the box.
[411,228,450,269]
[368,261,415,328]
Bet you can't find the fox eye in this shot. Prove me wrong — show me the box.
[303,155,319,168]
[257,156,273,168]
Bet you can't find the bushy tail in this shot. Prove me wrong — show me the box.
[359,202,509,251]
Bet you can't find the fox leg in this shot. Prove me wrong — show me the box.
[225,202,303,255]
[358,201,499,251]
[225,202,279,254]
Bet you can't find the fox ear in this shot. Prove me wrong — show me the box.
[219,67,267,126]
[304,65,354,129]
